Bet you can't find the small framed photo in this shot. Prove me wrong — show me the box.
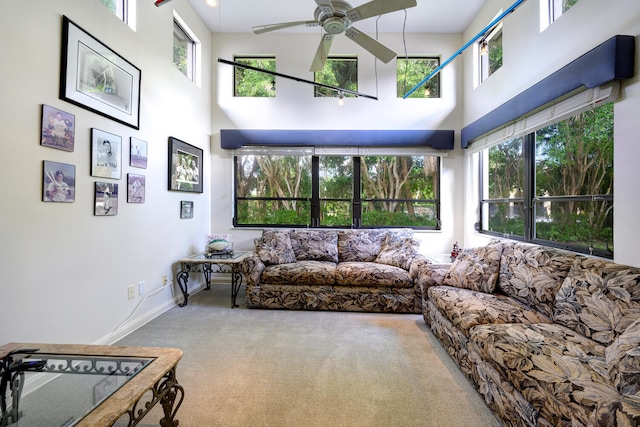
[168,137,203,193]
[41,105,75,151]
[43,160,75,202]
[130,137,147,168]
[91,128,122,179]
[127,173,145,203]
[180,201,194,219]
[94,182,118,216]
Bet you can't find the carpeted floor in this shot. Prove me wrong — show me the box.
[115,285,501,427]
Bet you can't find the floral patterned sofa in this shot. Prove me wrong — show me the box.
[241,229,426,313]
[418,241,640,426]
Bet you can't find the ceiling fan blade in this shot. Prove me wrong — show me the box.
[345,27,396,63]
[314,0,335,15]
[347,0,417,22]
[310,34,334,72]
[252,20,319,35]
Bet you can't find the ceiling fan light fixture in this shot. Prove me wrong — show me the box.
[338,91,345,106]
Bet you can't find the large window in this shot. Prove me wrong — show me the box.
[479,102,614,258]
[173,17,198,81]
[234,153,440,229]
[397,57,440,98]
[233,57,276,97]
[314,57,357,98]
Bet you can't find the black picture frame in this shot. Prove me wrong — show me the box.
[168,137,203,193]
[60,16,141,129]
[180,201,194,219]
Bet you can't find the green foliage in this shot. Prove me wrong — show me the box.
[314,58,357,97]
[234,58,276,97]
[397,57,440,98]
[98,0,116,13]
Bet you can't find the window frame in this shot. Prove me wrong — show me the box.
[313,56,358,98]
[233,56,277,98]
[478,102,614,258]
[233,154,441,230]
[478,23,502,83]
[172,13,200,83]
[396,56,441,99]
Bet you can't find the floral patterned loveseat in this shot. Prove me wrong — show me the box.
[241,228,426,313]
[418,241,640,426]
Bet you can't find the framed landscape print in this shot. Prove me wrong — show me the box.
[168,137,203,193]
[127,173,145,203]
[94,182,118,216]
[60,16,141,129]
[43,160,75,202]
[130,137,147,168]
[41,105,75,151]
[180,201,194,219]
[91,128,122,179]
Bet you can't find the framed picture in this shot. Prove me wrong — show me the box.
[60,16,141,129]
[91,128,122,179]
[94,182,118,216]
[41,105,75,151]
[181,201,194,219]
[130,137,147,168]
[168,137,203,193]
[43,160,75,203]
[127,173,145,203]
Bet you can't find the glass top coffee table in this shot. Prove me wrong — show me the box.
[0,343,183,427]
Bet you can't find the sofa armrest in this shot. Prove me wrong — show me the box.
[410,255,450,295]
[241,253,265,287]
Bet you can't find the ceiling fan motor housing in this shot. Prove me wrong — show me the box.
[314,0,353,34]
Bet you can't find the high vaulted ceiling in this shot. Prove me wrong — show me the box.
[186,0,486,34]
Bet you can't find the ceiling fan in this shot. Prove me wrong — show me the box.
[252,0,418,72]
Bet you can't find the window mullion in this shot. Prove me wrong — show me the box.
[311,156,320,227]
[353,157,362,228]
[523,132,535,241]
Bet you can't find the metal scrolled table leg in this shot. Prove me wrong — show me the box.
[230,266,242,308]
[176,269,190,307]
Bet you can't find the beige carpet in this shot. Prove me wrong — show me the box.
[116,285,501,427]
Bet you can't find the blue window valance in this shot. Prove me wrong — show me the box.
[221,129,455,150]
[461,35,635,149]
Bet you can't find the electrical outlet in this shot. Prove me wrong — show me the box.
[162,275,167,286]
[138,281,145,296]
[128,285,135,300]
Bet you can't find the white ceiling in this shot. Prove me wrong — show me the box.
[185,0,486,34]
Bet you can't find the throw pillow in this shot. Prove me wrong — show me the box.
[289,230,339,263]
[442,243,503,293]
[375,233,420,271]
[254,230,296,265]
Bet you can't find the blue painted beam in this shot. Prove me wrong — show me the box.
[221,129,455,150]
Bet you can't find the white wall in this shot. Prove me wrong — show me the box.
[0,0,212,345]
[461,0,640,268]
[210,32,466,254]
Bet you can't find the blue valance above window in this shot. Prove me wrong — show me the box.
[461,35,635,149]
[221,129,455,150]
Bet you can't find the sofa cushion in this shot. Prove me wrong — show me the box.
[337,229,385,262]
[261,260,337,286]
[289,230,339,263]
[498,242,577,318]
[428,286,551,335]
[605,318,640,396]
[335,261,413,288]
[469,322,614,426]
[442,243,503,293]
[254,230,296,265]
[553,257,640,346]
[374,233,420,271]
